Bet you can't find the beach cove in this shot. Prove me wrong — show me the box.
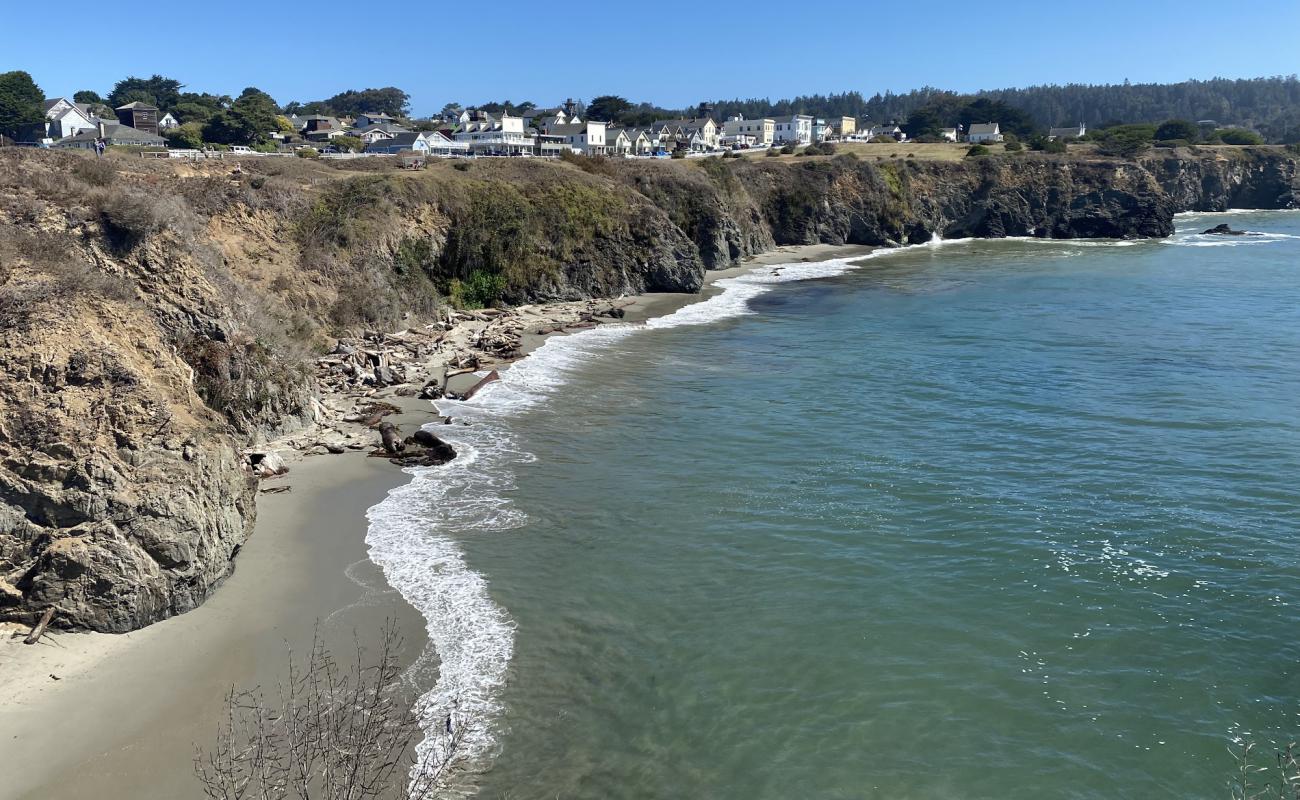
[0,243,860,800]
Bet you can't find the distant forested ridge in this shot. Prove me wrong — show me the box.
[702,77,1300,142]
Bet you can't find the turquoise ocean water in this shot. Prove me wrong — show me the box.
[368,210,1300,799]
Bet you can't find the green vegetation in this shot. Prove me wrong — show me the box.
[1155,119,1199,142]
[0,70,44,140]
[1029,135,1067,154]
[73,89,103,105]
[1214,127,1266,145]
[965,144,991,157]
[283,87,410,118]
[448,270,507,309]
[586,95,633,123]
[1090,124,1156,158]
[107,74,183,110]
[904,96,1039,139]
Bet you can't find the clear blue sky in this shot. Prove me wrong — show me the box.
[3,0,1298,115]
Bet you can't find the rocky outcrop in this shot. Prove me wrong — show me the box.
[0,296,256,632]
[1,146,1294,633]
[1143,148,1300,211]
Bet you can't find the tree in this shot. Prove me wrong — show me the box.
[586,95,633,123]
[204,87,280,146]
[107,75,184,111]
[164,122,205,149]
[334,135,363,153]
[0,70,45,140]
[1155,119,1199,142]
[194,622,467,800]
[320,87,410,117]
[73,89,103,105]
[1218,127,1265,145]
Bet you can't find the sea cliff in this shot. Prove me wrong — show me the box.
[0,146,1295,632]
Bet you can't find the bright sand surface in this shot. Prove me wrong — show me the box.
[0,243,865,800]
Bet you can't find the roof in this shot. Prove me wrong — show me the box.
[356,123,410,134]
[605,128,629,144]
[968,122,1000,135]
[547,123,590,136]
[115,101,159,111]
[54,123,165,146]
[366,132,422,150]
[358,111,397,120]
[1049,125,1084,136]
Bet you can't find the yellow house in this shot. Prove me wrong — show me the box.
[832,116,856,138]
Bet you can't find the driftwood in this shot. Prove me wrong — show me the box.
[379,422,405,454]
[24,606,55,644]
[459,370,500,401]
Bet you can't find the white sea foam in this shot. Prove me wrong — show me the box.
[364,232,1176,794]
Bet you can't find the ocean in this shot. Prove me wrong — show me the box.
[368,210,1300,799]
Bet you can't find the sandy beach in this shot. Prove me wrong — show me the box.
[0,243,868,800]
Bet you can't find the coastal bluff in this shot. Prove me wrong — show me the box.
[0,147,1295,633]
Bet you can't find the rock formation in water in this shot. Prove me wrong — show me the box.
[0,146,1295,632]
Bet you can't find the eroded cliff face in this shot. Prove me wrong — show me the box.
[1143,149,1300,211]
[0,147,1294,632]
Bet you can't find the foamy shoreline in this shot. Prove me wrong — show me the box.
[0,242,868,800]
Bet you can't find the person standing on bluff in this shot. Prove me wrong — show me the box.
[94,138,105,157]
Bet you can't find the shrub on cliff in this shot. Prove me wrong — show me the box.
[93,188,188,253]
[965,144,990,157]
[1216,128,1265,145]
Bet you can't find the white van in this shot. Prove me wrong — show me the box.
[229,145,254,154]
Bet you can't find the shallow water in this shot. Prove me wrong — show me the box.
[369,210,1300,799]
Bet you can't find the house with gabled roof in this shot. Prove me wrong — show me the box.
[354,112,400,128]
[355,122,411,144]
[39,98,99,140]
[1048,123,1086,140]
[967,122,1003,143]
[364,131,468,156]
[52,121,166,149]
[604,127,632,156]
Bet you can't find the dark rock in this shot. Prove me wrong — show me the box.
[379,422,404,454]
[1203,223,1251,235]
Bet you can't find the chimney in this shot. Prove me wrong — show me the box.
[98,120,105,138]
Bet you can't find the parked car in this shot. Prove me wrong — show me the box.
[228,145,254,154]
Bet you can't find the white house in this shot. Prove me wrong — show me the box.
[364,131,468,156]
[1048,123,1086,140]
[722,116,774,146]
[39,98,99,140]
[939,128,958,142]
[604,127,632,156]
[158,112,179,130]
[355,123,410,144]
[868,124,905,141]
[546,120,608,154]
[967,122,1004,144]
[625,129,655,155]
[454,113,534,154]
[772,114,813,144]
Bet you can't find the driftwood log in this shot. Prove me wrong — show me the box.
[24,606,56,645]
[459,370,500,401]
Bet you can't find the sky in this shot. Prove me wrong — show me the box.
[3,0,1298,115]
